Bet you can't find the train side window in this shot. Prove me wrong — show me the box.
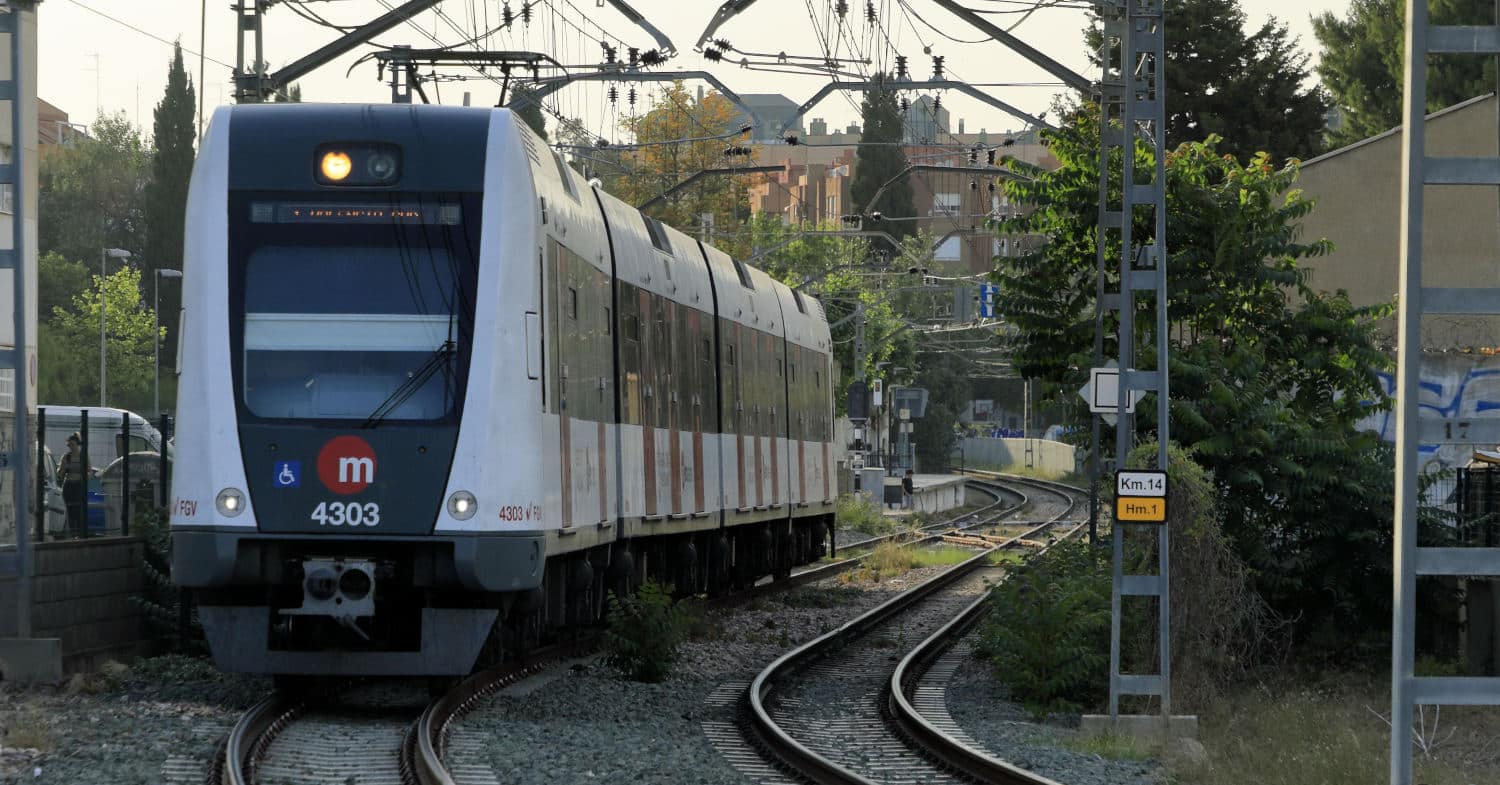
[641,213,672,254]
[792,289,807,314]
[702,338,711,363]
[568,287,578,319]
[727,343,736,366]
[777,358,783,377]
[731,256,753,289]
[604,307,612,334]
[815,370,821,388]
[552,152,579,200]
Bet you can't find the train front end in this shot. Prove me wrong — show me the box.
[170,104,540,675]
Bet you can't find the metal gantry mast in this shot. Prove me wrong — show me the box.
[0,0,34,640]
[1096,0,1172,721]
[1391,3,1500,782]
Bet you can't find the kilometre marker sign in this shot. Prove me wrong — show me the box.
[1115,469,1168,524]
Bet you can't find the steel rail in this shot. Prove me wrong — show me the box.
[745,480,1072,784]
[221,477,1019,785]
[215,693,306,785]
[886,481,1088,785]
[408,636,601,785]
[410,478,1012,783]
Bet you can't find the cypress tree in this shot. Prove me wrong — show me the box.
[850,73,915,244]
[510,84,548,140]
[143,42,196,383]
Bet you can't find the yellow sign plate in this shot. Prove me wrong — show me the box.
[1116,496,1166,523]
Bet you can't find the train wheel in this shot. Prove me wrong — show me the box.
[605,546,635,600]
[673,540,698,596]
[708,536,732,595]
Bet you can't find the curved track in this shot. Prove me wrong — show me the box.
[214,479,1019,785]
[745,476,1084,785]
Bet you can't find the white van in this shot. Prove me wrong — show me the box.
[37,406,170,536]
[37,405,168,470]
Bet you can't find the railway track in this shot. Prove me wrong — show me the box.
[211,478,1019,785]
[744,476,1084,785]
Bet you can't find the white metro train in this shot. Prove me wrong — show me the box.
[169,104,838,675]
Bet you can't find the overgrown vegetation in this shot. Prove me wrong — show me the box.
[133,505,206,653]
[836,492,898,535]
[841,542,975,583]
[1062,733,1153,762]
[1175,670,1500,785]
[976,539,1111,719]
[995,105,1394,654]
[1117,442,1285,711]
[1,711,53,752]
[604,580,689,683]
[980,443,1275,717]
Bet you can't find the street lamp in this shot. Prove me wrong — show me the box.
[99,248,132,407]
[154,269,183,417]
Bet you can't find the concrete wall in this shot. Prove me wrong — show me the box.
[960,437,1076,476]
[1297,94,1500,348]
[0,536,150,669]
[908,477,966,515]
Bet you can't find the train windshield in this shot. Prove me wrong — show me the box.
[230,195,479,424]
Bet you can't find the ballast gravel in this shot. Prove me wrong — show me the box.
[456,569,918,785]
[0,656,267,785]
[944,646,1163,785]
[1,524,1155,785]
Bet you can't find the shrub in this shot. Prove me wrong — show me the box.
[132,504,207,653]
[604,579,688,682]
[836,492,896,535]
[1118,441,1287,711]
[976,539,1111,718]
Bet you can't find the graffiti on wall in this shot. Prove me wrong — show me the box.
[1357,354,1500,471]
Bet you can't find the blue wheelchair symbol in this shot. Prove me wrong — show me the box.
[274,461,301,489]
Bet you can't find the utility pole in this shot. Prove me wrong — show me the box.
[2,0,37,646]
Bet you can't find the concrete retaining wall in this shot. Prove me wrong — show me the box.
[0,536,151,672]
[861,474,967,515]
[961,438,1077,476]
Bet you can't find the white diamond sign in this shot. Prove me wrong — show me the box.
[1079,366,1146,414]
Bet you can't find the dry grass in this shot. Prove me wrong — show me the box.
[839,542,977,583]
[1063,733,1154,761]
[1175,671,1500,785]
[2,712,53,752]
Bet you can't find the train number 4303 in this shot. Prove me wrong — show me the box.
[311,501,382,527]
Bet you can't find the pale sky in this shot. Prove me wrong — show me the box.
[41,0,1354,142]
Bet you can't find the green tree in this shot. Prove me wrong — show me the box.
[144,43,196,378]
[611,81,754,244]
[744,214,916,414]
[510,83,548,139]
[39,112,149,264]
[994,107,1394,645]
[273,83,303,102]
[1314,0,1493,147]
[850,73,916,242]
[38,252,90,320]
[42,266,162,411]
[1088,0,1329,162]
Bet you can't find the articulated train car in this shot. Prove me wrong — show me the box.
[169,104,837,676]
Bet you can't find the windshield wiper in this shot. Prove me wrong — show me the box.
[360,340,456,429]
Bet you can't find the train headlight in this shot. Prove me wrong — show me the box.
[216,487,246,517]
[319,151,352,182]
[366,151,398,181]
[447,490,478,520]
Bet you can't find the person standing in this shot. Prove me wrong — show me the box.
[901,469,915,510]
[57,432,92,538]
